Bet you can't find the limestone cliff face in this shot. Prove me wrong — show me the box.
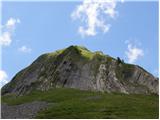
[2,46,158,95]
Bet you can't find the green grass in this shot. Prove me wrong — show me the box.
[73,46,94,60]
[80,49,94,60]
[2,88,158,119]
[47,49,65,57]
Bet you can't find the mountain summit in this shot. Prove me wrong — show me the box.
[2,45,158,95]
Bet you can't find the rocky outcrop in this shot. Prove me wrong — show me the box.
[2,45,159,95]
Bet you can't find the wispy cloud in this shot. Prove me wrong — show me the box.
[125,42,144,63]
[71,0,121,37]
[0,18,20,46]
[0,70,8,87]
[18,45,32,53]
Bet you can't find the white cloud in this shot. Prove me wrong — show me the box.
[71,0,121,37]
[0,17,20,47]
[0,32,12,46]
[18,45,32,53]
[121,0,124,3]
[0,70,9,87]
[6,18,20,30]
[125,43,144,63]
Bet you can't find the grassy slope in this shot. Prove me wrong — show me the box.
[2,88,158,119]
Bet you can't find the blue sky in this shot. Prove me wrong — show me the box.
[0,1,158,86]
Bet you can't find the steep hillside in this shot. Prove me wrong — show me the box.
[2,45,158,95]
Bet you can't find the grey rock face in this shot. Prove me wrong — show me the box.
[96,63,128,93]
[2,45,159,95]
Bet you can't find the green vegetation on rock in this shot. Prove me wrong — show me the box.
[115,63,134,81]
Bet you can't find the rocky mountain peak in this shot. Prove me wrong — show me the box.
[2,45,159,95]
